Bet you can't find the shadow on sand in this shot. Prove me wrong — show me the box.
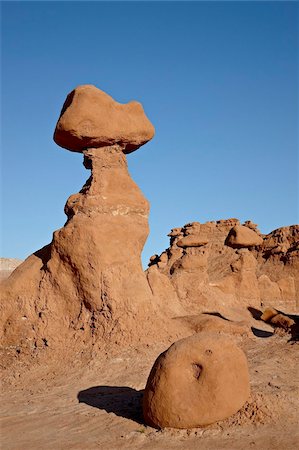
[77,386,145,424]
[251,327,274,338]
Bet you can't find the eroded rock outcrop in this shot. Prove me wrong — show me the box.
[147,220,299,314]
[0,86,181,363]
[143,333,250,428]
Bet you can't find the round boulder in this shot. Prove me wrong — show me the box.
[143,333,250,429]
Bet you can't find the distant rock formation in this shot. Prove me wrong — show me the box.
[147,219,299,314]
[0,258,22,281]
[0,85,182,363]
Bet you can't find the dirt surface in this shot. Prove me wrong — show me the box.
[1,332,298,450]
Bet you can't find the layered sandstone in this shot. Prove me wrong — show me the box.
[147,219,299,314]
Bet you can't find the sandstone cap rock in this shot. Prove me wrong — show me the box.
[143,333,250,429]
[54,85,155,153]
[225,225,263,248]
[177,235,209,248]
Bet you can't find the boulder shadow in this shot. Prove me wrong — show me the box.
[34,243,52,270]
[248,307,263,320]
[251,327,274,338]
[202,311,230,321]
[77,386,144,424]
[248,306,299,341]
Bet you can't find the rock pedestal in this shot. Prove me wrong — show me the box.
[45,144,155,338]
[1,145,158,355]
[1,86,176,361]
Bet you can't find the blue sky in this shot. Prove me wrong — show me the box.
[1,1,298,267]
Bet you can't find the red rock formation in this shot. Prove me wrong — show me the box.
[147,220,299,314]
[0,87,181,364]
[2,84,298,372]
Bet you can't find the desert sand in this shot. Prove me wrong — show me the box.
[1,330,299,450]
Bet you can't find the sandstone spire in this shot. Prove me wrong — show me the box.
[1,86,180,365]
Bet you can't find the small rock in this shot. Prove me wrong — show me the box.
[261,308,279,322]
[270,313,295,330]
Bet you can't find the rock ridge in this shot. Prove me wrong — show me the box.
[147,219,299,314]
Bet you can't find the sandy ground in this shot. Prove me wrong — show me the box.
[1,331,298,450]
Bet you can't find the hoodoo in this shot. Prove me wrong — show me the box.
[0,85,175,363]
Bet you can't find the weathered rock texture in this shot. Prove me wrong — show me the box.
[54,85,155,153]
[147,219,299,314]
[1,145,163,356]
[1,87,183,364]
[143,333,250,428]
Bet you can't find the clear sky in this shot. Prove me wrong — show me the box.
[1,1,298,267]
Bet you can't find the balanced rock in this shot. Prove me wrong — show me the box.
[54,85,155,153]
[143,333,250,429]
[1,87,168,365]
[270,313,295,330]
[225,225,263,248]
